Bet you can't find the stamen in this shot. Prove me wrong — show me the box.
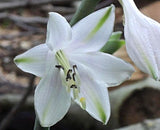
[55,50,70,73]
[73,88,79,99]
[55,50,80,98]
[80,97,86,109]
[66,69,72,81]
[72,73,76,81]
[73,65,77,73]
[55,65,64,70]
[70,84,77,88]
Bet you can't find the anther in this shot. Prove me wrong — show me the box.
[55,65,64,70]
[73,65,77,73]
[66,69,72,81]
[72,73,76,81]
[70,84,77,88]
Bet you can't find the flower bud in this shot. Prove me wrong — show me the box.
[120,0,160,80]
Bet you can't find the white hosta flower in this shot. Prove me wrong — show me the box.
[120,0,160,80]
[14,5,134,127]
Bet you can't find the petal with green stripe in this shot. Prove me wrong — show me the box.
[14,44,50,77]
[70,61,111,124]
[65,5,115,53]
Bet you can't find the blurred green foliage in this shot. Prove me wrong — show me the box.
[101,31,125,54]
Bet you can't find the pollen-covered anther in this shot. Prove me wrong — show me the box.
[65,65,80,91]
[66,69,72,81]
[70,84,77,88]
[72,73,76,81]
[55,65,64,70]
[73,65,77,73]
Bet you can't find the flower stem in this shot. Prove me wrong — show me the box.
[34,117,50,130]
[70,0,101,26]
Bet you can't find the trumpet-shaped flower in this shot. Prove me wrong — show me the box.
[14,5,134,127]
[120,0,160,80]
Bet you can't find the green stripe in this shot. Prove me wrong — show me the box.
[85,6,112,41]
[138,44,158,80]
[94,100,107,124]
[143,55,158,80]
[14,57,35,63]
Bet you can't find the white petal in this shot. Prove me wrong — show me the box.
[121,0,160,80]
[34,67,71,127]
[70,62,110,124]
[65,5,115,53]
[46,12,72,51]
[69,52,134,87]
[119,0,140,17]
[14,44,51,77]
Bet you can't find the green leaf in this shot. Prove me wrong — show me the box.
[70,0,101,26]
[100,31,125,54]
[109,31,122,40]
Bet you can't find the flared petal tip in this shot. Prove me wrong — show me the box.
[100,111,110,125]
[48,12,59,18]
[101,116,109,125]
[38,116,60,127]
[106,4,115,14]
[110,4,115,9]
[48,12,55,15]
[48,12,64,20]
[38,118,54,127]
[13,56,18,64]
[13,55,30,65]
